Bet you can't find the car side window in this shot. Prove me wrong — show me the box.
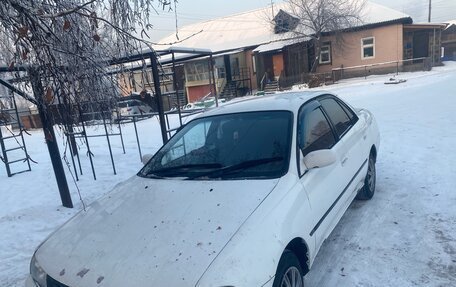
[320,98,352,137]
[299,107,336,157]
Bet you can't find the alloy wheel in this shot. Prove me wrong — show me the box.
[281,266,303,287]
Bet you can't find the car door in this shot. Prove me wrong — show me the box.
[320,97,368,198]
[297,100,352,252]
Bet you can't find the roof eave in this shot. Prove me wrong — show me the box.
[321,17,413,36]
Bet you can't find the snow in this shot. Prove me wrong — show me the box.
[252,39,301,53]
[2,62,456,286]
[155,1,410,53]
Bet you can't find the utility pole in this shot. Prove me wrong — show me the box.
[428,0,432,23]
[271,0,275,19]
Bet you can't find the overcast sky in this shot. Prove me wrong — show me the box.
[148,0,456,42]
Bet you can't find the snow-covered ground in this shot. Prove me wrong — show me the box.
[1,62,456,286]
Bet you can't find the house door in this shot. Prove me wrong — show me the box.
[263,54,274,81]
[272,54,284,79]
[224,55,232,82]
[413,32,429,59]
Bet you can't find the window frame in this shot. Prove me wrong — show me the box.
[319,97,358,139]
[319,42,332,65]
[139,110,294,180]
[296,100,338,176]
[296,95,359,176]
[361,37,375,60]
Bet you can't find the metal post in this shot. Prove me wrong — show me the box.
[207,58,214,101]
[133,116,142,161]
[432,28,436,67]
[102,114,116,175]
[66,136,79,181]
[56,94,78,180]
[165,113,171,131]
[150,53,168,144]
[117,114,126,154]
[0,126,11,177]
[29,68,73,208]
[172,52,183,126]
[210,55,219,107]
[79,105,96,180]
[73,127,83,176]
[12,93,31,172]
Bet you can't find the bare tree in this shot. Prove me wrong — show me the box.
[286,0,365,72]
[0,0,177,208]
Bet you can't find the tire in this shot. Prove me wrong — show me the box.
[272,250,304,287]
[356,154,376,200]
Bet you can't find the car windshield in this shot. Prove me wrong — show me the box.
[139,111,293,180]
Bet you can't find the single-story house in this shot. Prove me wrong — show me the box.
[152,1,445,103]
[442,20,456,60]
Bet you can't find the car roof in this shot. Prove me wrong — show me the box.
[196,90,331,118]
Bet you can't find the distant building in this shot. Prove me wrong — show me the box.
[155,1,446,103]
[442,21,456,60]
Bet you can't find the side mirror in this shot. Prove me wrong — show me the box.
[303,149,337,170]
[141,154,153,165]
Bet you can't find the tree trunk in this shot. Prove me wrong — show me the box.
[310,37,322,73]
[29,68,73,208]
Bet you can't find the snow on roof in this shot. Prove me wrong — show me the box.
[156,2,293,53]
[252,38,304,53]
[359,2,410,26]
[445,20,456,29]
[156,1,411,53]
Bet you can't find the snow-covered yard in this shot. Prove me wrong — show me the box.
[1,62,456,286]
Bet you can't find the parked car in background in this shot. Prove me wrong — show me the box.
[27,91,379,287]
[114,99,154,119]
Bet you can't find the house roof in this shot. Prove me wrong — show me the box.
[156,1,411,53]
[156,2,294,53]
[404,23,447,30]
[444,20,456,29]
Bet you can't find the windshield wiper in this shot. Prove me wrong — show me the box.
[187,157,284,180]
[146,163,223,176]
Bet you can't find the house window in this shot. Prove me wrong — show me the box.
[185,61,210,82]
[252,55,257,74]
[362,37,375,59]
[319,43,331,64]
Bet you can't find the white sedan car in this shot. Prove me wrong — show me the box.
[27,91,379,287]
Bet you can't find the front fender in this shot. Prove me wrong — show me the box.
[196,174,315,287]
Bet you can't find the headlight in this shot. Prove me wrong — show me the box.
[30,254,47,287]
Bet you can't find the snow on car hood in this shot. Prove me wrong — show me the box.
[36,175,279,287]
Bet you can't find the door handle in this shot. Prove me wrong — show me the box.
[341,157,348,166]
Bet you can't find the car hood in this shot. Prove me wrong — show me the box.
[36,176,279,287]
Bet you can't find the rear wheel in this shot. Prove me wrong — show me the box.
[356,154,376,200]
[273,250,304,287]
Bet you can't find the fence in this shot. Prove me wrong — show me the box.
[332,57,432,82]
[279,57,432,89]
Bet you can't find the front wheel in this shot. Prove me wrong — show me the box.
[273,250,304,287]
[356,154,376,200]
